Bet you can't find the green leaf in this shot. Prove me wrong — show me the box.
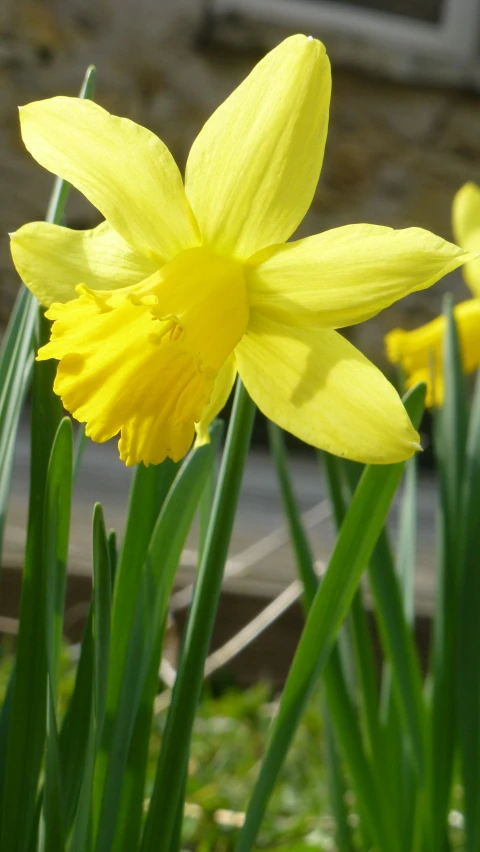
[0,64,96,852]
[67,716,95,852]
[272,428,392,849]
[365,529,425,778]
[107,459,179,714]
[323,648,394,851]
[380,455,418,851]
[64,503,111,852]
[108,648,162,852]
[111,422,223,852]
[435,296,468,525]
[92,436,216,852]
[92,504,111,748]
[322,453,389,790]
[318,452,356,694]
[0,667,14,827]
[37,417,73,852]
[341,456,426,781]
[236,383,426,852]
[428,297,468,851]
[107,531,117,584]
[322,702,355,852]
[59,613,94,837]
[0,318,59,852]
[198,419,224,560]
[0,287,33,405]
[39,417,73,852]
[396,457,417,627]
[268,423,317,604]
[44,418,74,697]
[340,449,425,849]
[41,683,66,852]
[0,291,35,560]
[73,425,88,485]
[89,457,179,845]
[457,366,480,852]
[142,380,256,852]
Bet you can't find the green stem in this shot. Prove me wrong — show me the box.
[0,64,96,852]
[267,423,317,605]
[271,431,390,850]
[198,419,224,560]
[141,379,256,852]
[236,384,425,852]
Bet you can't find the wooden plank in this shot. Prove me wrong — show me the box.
[0,420,438,685]
[3,420,437,611]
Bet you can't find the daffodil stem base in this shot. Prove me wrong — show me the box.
[141,378,256,852]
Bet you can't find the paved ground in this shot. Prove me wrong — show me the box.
[3,421,438,617]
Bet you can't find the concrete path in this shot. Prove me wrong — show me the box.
[3,421,438,616]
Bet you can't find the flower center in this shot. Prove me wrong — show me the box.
[144,246,250,376]
[39,246,249,466]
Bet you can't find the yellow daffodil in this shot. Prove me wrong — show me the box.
[386,181,480,406]
[10,36,471,466]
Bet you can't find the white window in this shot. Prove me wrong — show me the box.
[210,0,480,85]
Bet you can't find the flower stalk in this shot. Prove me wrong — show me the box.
[141,379,256,852]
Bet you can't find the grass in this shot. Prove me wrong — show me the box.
[0,641,334,850]
[173,685,332,850]
[0,634,467,851]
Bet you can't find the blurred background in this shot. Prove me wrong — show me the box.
[0,0,478,681]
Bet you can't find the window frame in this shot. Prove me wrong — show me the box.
[211,0,480,75]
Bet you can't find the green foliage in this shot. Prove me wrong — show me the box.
[264,299,477,852]
[0,657,335,852]
[236,384,426,852]
[142,381,255,852]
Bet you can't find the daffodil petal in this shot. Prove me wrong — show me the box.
[38,247,248,467]
[385,298,480,407]
[39,291,210,466]
[194,355,237,448]
[401,367,443,409]
[235,312,419,464]
[185,35,331,259]
[452,182,480,296]
[10,220,157,306]
[19,97,200,262]
[247,225,472,329]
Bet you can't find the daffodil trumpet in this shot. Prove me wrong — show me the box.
[386,181,480,407]
[11,36,471,466]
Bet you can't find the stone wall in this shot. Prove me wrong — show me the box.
[1,0,480,368]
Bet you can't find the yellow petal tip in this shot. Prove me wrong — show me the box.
[303,33,326,52]
[412,441,423,453]
[193,430,210,450]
